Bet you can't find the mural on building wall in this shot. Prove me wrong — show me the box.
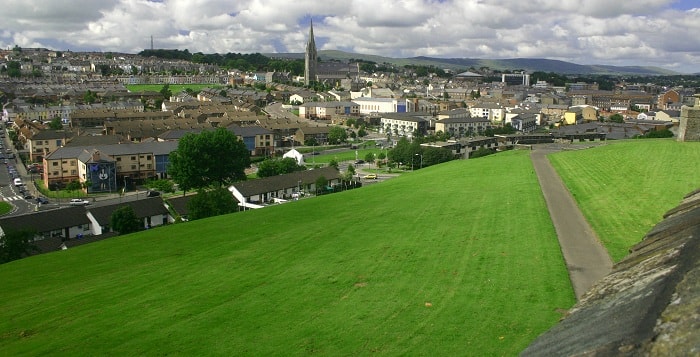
[86,162,117,193]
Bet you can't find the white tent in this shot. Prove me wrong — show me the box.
[282,149,305,165]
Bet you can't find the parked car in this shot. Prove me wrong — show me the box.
[146,191,160,197]
[69,198,90,206]
[36,196,49,204]
[363,173,378,179]
[355,160,365,164]
[23,193,33,200]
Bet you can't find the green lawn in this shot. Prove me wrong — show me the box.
[0,150,573,356]
[0,202,12,215]
[549,139,700,261]
[125,84,222,93]
[311,148,388,164]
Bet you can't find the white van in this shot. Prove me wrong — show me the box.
[13,178,22,186]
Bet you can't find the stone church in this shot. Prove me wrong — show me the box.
[304,20,361,88]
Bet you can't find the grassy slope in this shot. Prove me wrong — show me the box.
[0,151,573,356]
[549,139,700,261]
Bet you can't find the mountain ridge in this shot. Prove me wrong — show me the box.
[266,50,679,75]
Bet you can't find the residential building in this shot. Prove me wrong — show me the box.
[469,102,505,123]
[43,141,178,192]
[353,97,415,115]
[435,116,491,137]
[379,112,430,138]
[26,130,72,163]
[229,166,342,207]
[298,101,360,120]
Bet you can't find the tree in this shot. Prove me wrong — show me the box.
[328,158,339,170]
[256,158,305,178]
[187,188,238,220]
[66,180,82,195]
[6,61,21,77]
[315,175,328,195]
[609,113,624,123]
[48,116,63,130]
[168,128,251,191]
[364,152,376,166]
[110,206,142,235]
[357,127,367,138]
[304,137,319,146]
[327,126,347,144]
[0,229,39,264]
[83,90,97,104]
[160,84,172,99]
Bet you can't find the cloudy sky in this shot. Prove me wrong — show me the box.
[1,0,699,73]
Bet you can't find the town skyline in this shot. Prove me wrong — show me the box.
[1,0,699,73]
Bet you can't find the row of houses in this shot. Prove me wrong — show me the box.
[0,167,344,255]
[0,197,171,248]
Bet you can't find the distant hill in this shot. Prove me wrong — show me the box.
[266,50,679,75]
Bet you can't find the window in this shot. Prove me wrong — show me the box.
[131,156,136,160]
[116,157,121,161]
[70,170,76,175]
[131,165,136,170]
[146,155,151,160]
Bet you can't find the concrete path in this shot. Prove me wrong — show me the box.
[531,148,613,300]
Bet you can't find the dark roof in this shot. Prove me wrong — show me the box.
[227,125,272,136]
[46,141,179,160]
[522,189,700,356]
[0,206,90,233]
[438,116,489,124]
[65,135,122,147]
[165,195,195,218]
[30,130,73,140]
[233,166,341,197]
[87,197,169,225]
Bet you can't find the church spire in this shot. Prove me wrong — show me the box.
[304,19,317,86]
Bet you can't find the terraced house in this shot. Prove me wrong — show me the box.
[42,141,178,192]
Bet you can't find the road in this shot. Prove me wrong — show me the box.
[531,147,613,300]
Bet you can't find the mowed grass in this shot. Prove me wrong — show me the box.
[0,151,574,355]
[549,139,700,262]
[125,84,222,93]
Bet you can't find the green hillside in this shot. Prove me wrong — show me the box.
[549,139,700,261]
[2,140,698,355]
[0,150,573,356]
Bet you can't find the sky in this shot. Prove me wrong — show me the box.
[1,0,699,73]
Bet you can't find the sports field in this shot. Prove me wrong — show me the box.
[0,150,573,355]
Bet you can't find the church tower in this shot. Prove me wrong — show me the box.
[304,20,317,86]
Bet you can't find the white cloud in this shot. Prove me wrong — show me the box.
[0,0,697,73]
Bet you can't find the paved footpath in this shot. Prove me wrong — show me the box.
[531,148,613,300]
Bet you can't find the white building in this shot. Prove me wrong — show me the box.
[352,97,415,115]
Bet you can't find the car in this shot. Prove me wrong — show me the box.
[363,173,378,179]
[355,160,365,164]
[23,193,33,200]
[13,178,22,186]
[69,198,90,206]
[36,197,49,204]
[146,190,160,197]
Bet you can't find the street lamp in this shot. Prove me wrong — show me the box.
[415,153,423,170]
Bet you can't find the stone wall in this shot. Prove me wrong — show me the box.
[521,189,700,356]
[677,94,700,142]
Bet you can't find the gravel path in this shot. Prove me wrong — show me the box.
[531,148,613,300]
